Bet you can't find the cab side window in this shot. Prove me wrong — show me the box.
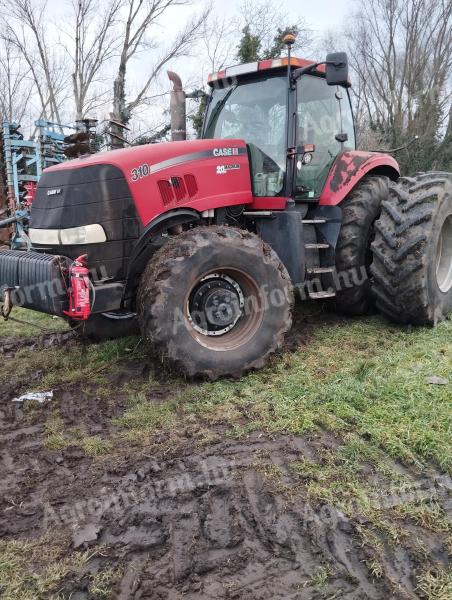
[296,75,355,199]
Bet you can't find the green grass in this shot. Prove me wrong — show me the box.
[3,310,450,474]
[82,435,114,457]
[88,567,123,599]
[1,309,451,596]
[0,534,103,600]
[0,308,68,337]
[0,329,143,393]
[416,567,452,600]
[6,310,449,475]
[306,565,332,588]
[182,317,451,473]
[43,412,115,456]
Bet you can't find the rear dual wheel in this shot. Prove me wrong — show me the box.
[371,172,452,325]
[137,226,293,379]
[333,175,389,315]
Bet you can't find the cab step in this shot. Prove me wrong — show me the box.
[306,267,335,275]
[305,243,330,249]
[302,219,327,224]
[308,290,336,299]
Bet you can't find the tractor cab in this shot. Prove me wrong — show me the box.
[203,56,355,202]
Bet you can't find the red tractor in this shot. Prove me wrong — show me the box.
[1,49,451,378]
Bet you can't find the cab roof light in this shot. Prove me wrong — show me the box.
[207,58,326,86]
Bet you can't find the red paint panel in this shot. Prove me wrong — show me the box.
[45,139,254,226]
[249,196,288,210]
[319,151,400,206]
[257,59,273,70]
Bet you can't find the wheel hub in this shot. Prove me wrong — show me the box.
[188,273,244,336]
[436,214,452,293]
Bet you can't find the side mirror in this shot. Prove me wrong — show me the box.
[326,52,351,88]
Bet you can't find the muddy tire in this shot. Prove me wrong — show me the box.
[334,175,389,315]
[137,226,293,379]
[71,311,139,341]
[371,172,452,325]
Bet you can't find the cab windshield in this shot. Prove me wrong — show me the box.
[203,75,287,197]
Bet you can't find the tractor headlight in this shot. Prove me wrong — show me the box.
[29,224,107,245]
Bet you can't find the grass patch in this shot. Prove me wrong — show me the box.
[114,392,178,446]
[0,308,68,337]
[44,412,114,457]
[182,317,451,472]
[0,533,101,600]
[44,413,70,450]
[89,567,123,599]
[82,436,113,457]
[0,329,143,393]
[304,565,333,588]
[392,501,451,534]
[416,567,452,600]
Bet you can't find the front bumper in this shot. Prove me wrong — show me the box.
[0,250,124,317]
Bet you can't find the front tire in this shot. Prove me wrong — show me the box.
[137,226,293,379]
[371,172,452,325]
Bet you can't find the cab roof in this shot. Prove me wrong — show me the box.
[207,57,326,86]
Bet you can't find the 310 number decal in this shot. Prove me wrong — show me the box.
[131,164,151,182]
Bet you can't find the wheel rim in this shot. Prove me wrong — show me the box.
[185,268,263,351]
[436,214,452,293]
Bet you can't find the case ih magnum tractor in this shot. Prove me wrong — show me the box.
[1,48,451,378]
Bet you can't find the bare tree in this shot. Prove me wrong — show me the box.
[2,0,69,125]
[111,0,210,134]
[65,0,122,120]
[346,0,452,171]
[201,14,237,74]
[240,0,313,58]
[0,35,33,123]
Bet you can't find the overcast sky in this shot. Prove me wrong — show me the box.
[37,0,352,135]
[206,0,350,33]
[128,0,350,136]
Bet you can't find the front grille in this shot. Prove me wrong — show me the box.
[30,164,141,280]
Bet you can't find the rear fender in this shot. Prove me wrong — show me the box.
[319,151,400,206]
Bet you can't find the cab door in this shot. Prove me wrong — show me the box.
[295,74,355,200]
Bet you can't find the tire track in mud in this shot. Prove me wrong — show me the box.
[0,330,75,358]
[1,416,450,599]
[0,326,450,599]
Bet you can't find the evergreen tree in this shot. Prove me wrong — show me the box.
[236,25,262,63]
[190,95,208,139]
[263,26,299,59]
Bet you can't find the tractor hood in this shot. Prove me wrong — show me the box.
[29,139,253,279]
[42,138,253,225]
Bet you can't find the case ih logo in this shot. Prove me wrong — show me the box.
[213,147,239,157]
[47,188,62,196]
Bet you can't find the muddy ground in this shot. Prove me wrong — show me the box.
[0,311,450,599]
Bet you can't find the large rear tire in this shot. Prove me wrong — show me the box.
[137,226,293,379]
[371,172,452,325]
[333,175,389,315]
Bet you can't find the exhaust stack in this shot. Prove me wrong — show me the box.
[167,71,187,141]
